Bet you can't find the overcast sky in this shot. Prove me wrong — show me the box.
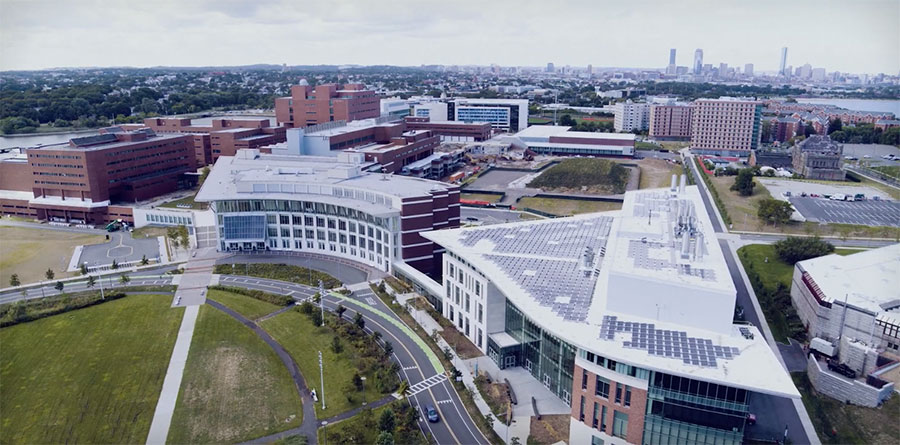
[1,0,898,74]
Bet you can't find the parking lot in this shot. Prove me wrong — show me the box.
[759,178,889,202]
[789,197,900,227]
[842,144,900,167]
[78,231,161,267]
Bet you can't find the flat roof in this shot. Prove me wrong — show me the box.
[799,244,900,316]
[196,151,458,206]
[516,125,635,141]
[423,186,799,398]
[31,132,189,152]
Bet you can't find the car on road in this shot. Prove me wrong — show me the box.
[425,405,440,423]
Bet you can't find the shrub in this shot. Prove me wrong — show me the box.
[212,263,341,288]
[773,236,835,264]
[0,291,128,327]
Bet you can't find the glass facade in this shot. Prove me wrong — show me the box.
[642,371,749,445]
[456,106,511,129]
[489,299,576,405]
[213,198,397,271]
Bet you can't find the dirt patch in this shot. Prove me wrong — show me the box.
[475,374,512,422]
[440,324,483,359]
[635,158,683,189]
[529,414,571,444]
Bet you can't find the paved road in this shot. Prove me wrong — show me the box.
[225,277,488,445]
[461,207,525,225]
[685,155,724,233]
[0,274,175,304]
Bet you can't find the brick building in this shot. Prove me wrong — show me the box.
[143,117,286,165]
[0,128,194,224]
[791,135,845,180]
[649,104,693,141]
[275,81,380,128]
[691,98,762,156]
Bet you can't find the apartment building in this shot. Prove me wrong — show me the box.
[649,103,693,140]
[614,101,650,132]
[691,98,762,156]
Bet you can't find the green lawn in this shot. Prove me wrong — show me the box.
[167,305,303,444]
[158,192,208,210]
[214,263,341,288]
[528,158,629,194]
[737,244,860,343]
[518,197,622,216]
[461,192,503,203]
[0,294,184,444]
[260,310,385,419]
[793,373,899,444]
[870,165,900,180]
[207,288,281,320]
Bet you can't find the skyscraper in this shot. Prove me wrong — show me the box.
[744,63,754,77]
[546,62,555,73]
[669,48,676,66]
[693,49,703,74]
[779,47,788,75]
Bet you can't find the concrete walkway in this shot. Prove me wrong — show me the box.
[145,305,199,445]
[207,299,318,445]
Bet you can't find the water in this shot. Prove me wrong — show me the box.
[798,98,900,116]
[0,114,277,150]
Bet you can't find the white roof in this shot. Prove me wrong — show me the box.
[196,152,457,207]
[799,244,900,317]
[515,125,636,141]
[423,186,799,398]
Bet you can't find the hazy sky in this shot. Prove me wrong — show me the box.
[1,0,898,74]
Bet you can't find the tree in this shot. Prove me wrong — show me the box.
[54,281,64,292]
[828,118,843,135]
[773,236,835,264]
[804,122,817,138]
[352,373,364,391]
[760,120,773,143]
[178,225,190,249]
[383,341,394,357]
[140,255,149,266]
[9,274,20,287]
[372,331,382,343]
[299,301,313,314]
[86,275,96,288]
[111,259,119,270]
[730,169,755,196]
[374,431,394,445]
[199,166,211,186]
[510,437,522,445]
[378,408,396,433]
[757,198,794,226]
[354,312,365,330]
[559,114,576,127]
[336,304,347,320]
[311,311,323,327]
[331,336,343,354]
[45,268,55,281]
[80,263,88,275]
[119,274,131,285]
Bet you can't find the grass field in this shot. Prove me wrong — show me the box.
[460,193,503,203]
[214,263,341,288]
[871,165,900,180]
[131,226,168,239]
[168,305,303,443]
[793,372,899,444]
[0,226,105,285]
[528,158,629,194]
[518,197,622,216]
[737,244,859,342]
[158,192,208,210]
[636,158,684,189]
[0,294,184,444]
[261,310,385,419]
[207,288,281,320]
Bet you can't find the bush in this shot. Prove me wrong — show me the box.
[773,237,835,264]
[213,263,341,288]
[0,291,128,327]
[207,285,293,306]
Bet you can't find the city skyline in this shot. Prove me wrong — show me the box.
[1,0,898,74]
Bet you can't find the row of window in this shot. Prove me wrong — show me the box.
[581,369,632,406]
[147,213,192,225]
[579,395,629,439]
[216,200,393,229]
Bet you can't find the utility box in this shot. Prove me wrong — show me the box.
[810,337,836,357]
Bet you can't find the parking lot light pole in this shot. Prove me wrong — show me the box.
[318,351,326,410]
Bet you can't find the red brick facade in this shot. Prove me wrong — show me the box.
[571,363,647,444]
[275,83,380,128]
[399,187,459,276]
[143,117,286,164]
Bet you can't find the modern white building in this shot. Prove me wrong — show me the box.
[613,100,651,132]
[512,125,635,157]
[195,149,460,276]
[422,180,799,445]
[380,97,411,118]
[413,101,449,122]
[453,98,529,132]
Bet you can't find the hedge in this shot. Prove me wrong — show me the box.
[207,285,293,306]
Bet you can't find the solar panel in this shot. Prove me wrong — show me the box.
[598,316,741,368]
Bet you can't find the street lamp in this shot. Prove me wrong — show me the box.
[360,376,367,406]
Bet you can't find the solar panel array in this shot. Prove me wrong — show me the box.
[487,255,596,322]
[458,217,613,259]
[599,316,740,368]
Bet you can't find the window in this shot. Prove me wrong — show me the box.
[595,376,609,399]
[582,369,588,390]
[615,383,622,404]
[612,411,628,439]
[600,405,607,431]
[624,386,632,407]
[592,402,599,428]
[579,396,585,421]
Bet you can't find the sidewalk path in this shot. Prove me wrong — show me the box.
[207,299,318,445]
[145,305,199,445]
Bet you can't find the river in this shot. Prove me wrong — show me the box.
[0,114,277,150]
[798,98,900,116]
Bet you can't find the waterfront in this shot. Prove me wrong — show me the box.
[799,98,900,116]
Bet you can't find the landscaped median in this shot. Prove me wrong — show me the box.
[213,263,341,288]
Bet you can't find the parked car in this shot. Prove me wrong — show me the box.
[830,194,845,201]
[425,405,440,423]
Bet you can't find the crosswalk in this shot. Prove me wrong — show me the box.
[436,399,453,405]
[405,373,447,397]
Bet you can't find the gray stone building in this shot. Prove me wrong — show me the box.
[791,135,845,180]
